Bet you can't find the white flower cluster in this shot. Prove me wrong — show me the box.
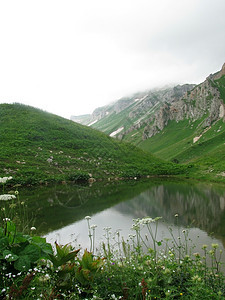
[90,224,97,229]
[3,218,10,222]
[0,194,16,201]
[131,216,162,230]
[0,176,13,184]
[4,253,13,260]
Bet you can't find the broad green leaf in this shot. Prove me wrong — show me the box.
[0,236,9,251]
[20,244,41,262]
[14,255,31,271]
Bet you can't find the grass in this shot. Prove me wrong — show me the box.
[0,103,187,185]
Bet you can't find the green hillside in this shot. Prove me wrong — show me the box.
[138,75,225,175]
[139,115,225,182]
[0,103,186,185]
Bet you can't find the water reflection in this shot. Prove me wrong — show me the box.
[114,182,225,247]
[41,180,225,254]
[2,179,224,253]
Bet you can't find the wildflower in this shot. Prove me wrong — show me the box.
[180,292,183,295]
[0,194,16,201]
[3,218,10,222]
[202,244,208,249]
[211,243,219,249]
[140,217,154,224]
[15,190,19,195]
[193,252,200,258]
[85,216,91,220]
[103,226,111,231]
[90,224,97,229]
[174,213,179,217]
[0,176,12,183]
[30,227,36,231]
[192,275,201,282]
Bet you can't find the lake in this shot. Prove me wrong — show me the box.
[14,178,225,263]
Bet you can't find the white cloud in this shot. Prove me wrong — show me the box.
[0,0,224,119]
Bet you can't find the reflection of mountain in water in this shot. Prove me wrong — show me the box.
[114,182,225,243]
[11,180,225,248]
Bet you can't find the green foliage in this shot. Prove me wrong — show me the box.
[1,215,225,299]
[75,250,105,287]
[48,242,79,269]
[215,75,225,104]
[65,171,90,182]
[0,220,53,273]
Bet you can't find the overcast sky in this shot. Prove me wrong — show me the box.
[0,0,224,119]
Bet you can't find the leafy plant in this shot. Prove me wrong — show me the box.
[75,250,105,288]
[48,242,79,269]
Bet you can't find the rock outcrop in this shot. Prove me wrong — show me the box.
[71,63,225,143]
[143,64,225,139]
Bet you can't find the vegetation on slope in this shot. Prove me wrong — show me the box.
[0,103,186,185]
[139,117,225,182]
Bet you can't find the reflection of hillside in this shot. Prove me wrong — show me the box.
[115,182,225,241]
[13,179,159,234]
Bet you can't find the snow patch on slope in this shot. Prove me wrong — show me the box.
[110,127,124,137]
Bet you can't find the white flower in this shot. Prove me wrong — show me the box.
[30,227,36,231]
[0,176,12,183]
[90,224,97,229]
[140,217,154,224]
[85,216,91,220]
[0,194,16,201]
[103,226,111,231]
[3,218,10,222]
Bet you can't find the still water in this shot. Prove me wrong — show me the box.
[18,178,225,261]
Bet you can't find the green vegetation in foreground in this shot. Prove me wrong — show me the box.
[0,103,187,185]
[1,197,225,298]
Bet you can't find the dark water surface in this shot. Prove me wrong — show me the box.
[17,179,225,260]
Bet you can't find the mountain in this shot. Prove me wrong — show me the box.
[71,84,195,136]
[0,103,186,185]
[72,63,225,182]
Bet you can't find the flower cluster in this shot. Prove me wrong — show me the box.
[0,176,13,184]
[0,194,16,201]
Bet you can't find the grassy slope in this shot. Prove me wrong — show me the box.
[138,76,225,182]
[0,103,186,185]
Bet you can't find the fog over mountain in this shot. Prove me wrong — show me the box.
[0,0,225,118]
